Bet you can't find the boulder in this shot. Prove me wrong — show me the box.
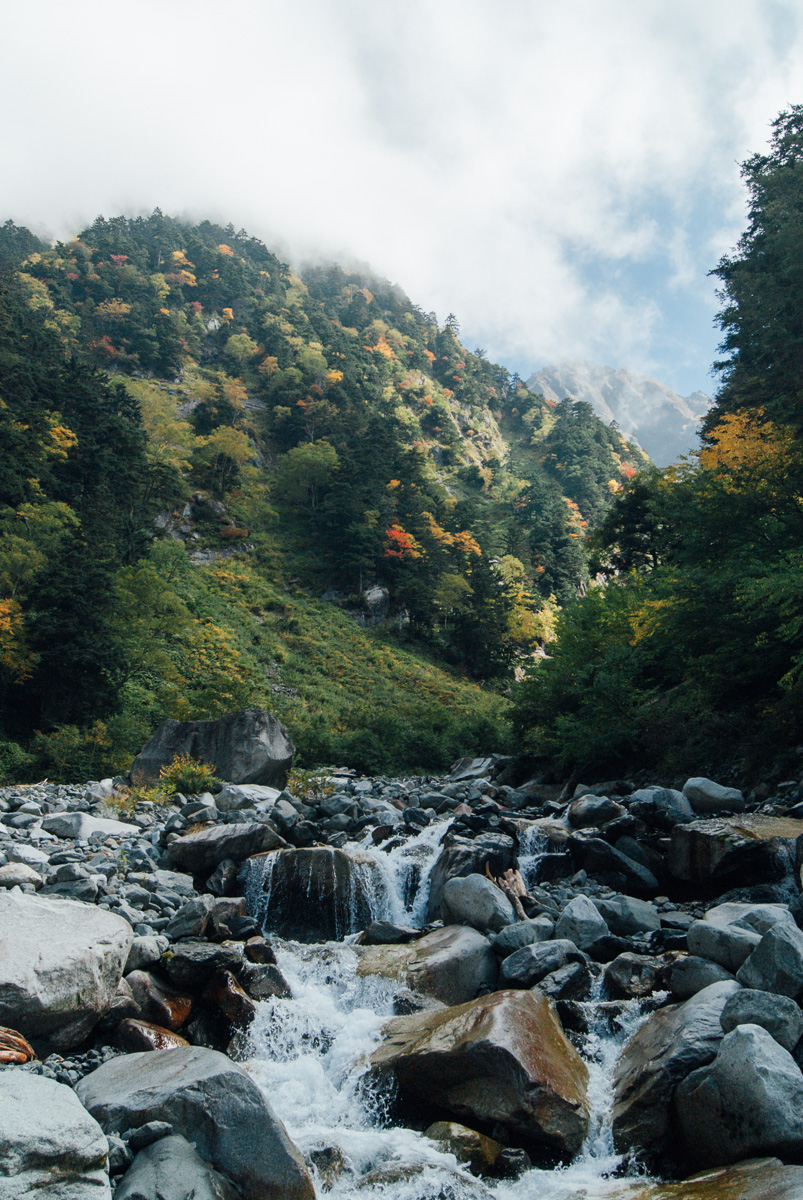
[567,794,626,828]
[370,989,589,1158]
[591,895,661,937]
[490,916,555,956]
[116,1019,190,1053]
[683,777,746,814]
[167,823,286,876]
[669,814,803,890]
[687,920,762,972]
[0,1069,110,1199]
[628,787,695,830]
[441,874,516,933]
[424,1121,505,1176]
[41,813,139,840]
[356,924,498,1005]
[425,833,517,920]
[737,921,803,998]
[125,935,169,974]
[76,1046,314,1200]
[555,895,609,949]
[675,1024,803,1167]
[449,756,498,781]
[215,783,281,812]
[162,941,244,990]
[703,901,796,935]
[720,988,803,1051]
[115,1133,239,1200]
[246,846,392,942]
[570,838,659,896]
[0,862,43,888]
[611,979,740,1157]
[0,892,133,1048]
[604,953,666,1000]
[669,956,735,1000]
[500,940,587,989]
[125,970,192,1032]
[130,709,295,788]
[612,1158,803,1199]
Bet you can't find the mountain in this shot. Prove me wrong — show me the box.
[526,360,711,466]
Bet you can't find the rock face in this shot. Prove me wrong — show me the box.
[356,925,498,1005]
[0,1069,111,1199]
[668,814,803,890]
[247,846,392,941]
[130,709,295,787]
[440,874,516,933]
[76,1045,314,1200]
[611,980,739,1157]
[370,989,590,1158]
[115,1134,240,1200]
[0,893,133,1048]
[675,1024,803,1167]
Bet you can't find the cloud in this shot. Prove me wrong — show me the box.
[3,0,803,392]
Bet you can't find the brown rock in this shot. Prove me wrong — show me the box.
[116,1018,190,1052]
[126,970,193,1032]
[244,936,277,965]
[604,953,670,999]
[425,1121,505,1176]
[204,970,258,1026]
[604,1157,803,1199]
[0,1025,36,1063]
[668,814,803,891]
[370,989,589,1158]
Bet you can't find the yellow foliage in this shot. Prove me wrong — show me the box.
[95,298,132,321]
[0,598,36,681]
[699,408,797,491]
[222,308,234,323]
[46,420,78,460]
[258,355,279,375]
[325,369,344,385]
[452,531,482,556]
[218,244,234,256]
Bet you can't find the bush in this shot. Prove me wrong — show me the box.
[158,753,218,795]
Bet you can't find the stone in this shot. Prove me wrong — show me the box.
[440,873,516,933]
[705,901,795,935]
[357,925,498,1005]
[238,962,292,1001]
[167,823,287,876]
[687,919,762,972]
[537,960,593,1001]
[203,969,257,1026]
[737,921,803,998]
[555,894,609,949]
[611,979,740,1157]
[675,1024,803,1167]
[162,941,243,990]
[571,838,659,896]
[612,1159,803,1199]
[41,812,139,839]
[683,777,746,814]
[669,814,803,890]
[76,1045,314,1200]
[130,709,295,788]
[115,1134,240,1200]
[370,989,589,1158]
[669,956,735,1000]
[449,756,498,781]
[425,833,517,920]
[164,896,215,940]
[98,978,141,1030]
[628,787,695,830]
[0,862,42,888]
[125,935,169,974]
[125,970,193,1031]
[0,1025,36,1064]
[126,1122,174,1152]
[604,953,666,1000]
[500,939,587,989]
[0,1069,110,1199]
[117,1019,190,1053]
[215,783,281,812]
[568,794,626,828]
[0,892,133,1047]
[591,895,662,937]
[424,1121,505,1176]
[720,988,803,1051]
[490,916,555,956]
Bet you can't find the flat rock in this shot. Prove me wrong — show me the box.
[0,892,133,1047]
[130,709,295,788]
[356,924,498,1005]
[167,823,286,876]
[669,815,803,890]
[41,812,139,840]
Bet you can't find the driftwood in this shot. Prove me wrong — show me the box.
[485,863,528,921]
[0,1026,36,1064]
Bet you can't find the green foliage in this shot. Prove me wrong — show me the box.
[158,753,218,795]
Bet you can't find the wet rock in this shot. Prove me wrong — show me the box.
[0,1025,36,1064]
[126,970,193,1031]
[162,941,243,990]
[611,979,740,1158]
[675,1024,803,1167]
[669,956,735,1000]
[555,894,609,949]
[604,953,666,999]
[536,960,594,1001]
[613,1158,803,1198]
[668,814,803,890]
[357,924,498,1005]
[720,988,803,1051]
[687,919,762,972]
[168,823,287,876]
[130,709,295,788]
[441,874,516,933]
[567,794,626,828]
[683,777,746,815]
[360,920,418,944]
[591,895,662,937]
[490,916,555,957]
[203,969,257,1026]
[76,1045,314,1200]
[371,989,590,1158]
[425,1121,505,1176]
[115,1133,240,1200]
[426,833,517,920]
[736,921,803,998]
[238,961,292,1001]
[0,892,133,1048]
[500,939,587,989]
[117,1018,190,1052]
[0,1070,111,1199]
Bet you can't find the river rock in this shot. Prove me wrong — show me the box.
[720,988,803,1051]
[736,921,803,998]
[215,783,281,812]
[570,837,659,896]
[125,970,192,1031]
[357,924,498,1005]
[591,895,662,937]
[683,777,746,814]
[675,1024,803,1166]
[162,941,244,990]
[490,916,555,956]
[130,709,295,788]
[125,935,169,974]
[611,979,740,1157]
[669,956,735,1000]
[0,1069,111,1199]
[0,892,133,1047]
[604,953,666,999]
[441,874,516,933]
[500,939,587,989]
[555,894,609,949]
[687,919,762,972]
[167,822,286,875]
[609,1158,803,1198]
[424,1121,505,1176]
[76,1045,314,1200]
[668,814,803,890]
[704,901,795,935]
[370,989,589,1158]
[628,787,695,830]
[425,833,517,920]
[41,812,139,840]
[115,1133,239,1200]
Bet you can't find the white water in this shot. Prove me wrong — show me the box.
[243,814,657,1199]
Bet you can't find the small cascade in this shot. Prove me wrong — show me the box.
[358,819,449,927]
[517,823,551,891]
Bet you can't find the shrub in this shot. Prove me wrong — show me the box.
[158,753,218,795]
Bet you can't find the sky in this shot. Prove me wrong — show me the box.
[4,1,803,397]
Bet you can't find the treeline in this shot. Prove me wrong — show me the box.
[512,106,803,781]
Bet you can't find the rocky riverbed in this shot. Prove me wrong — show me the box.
[3,747,803,1198]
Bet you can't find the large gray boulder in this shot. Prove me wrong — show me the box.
[41,813,139,840]
[555,894,609,949]
[683,777,746,814]
[425,833,517,921]
[130,709,294,788]
[76,1046,313,1200]
[737,921,803,998]
[675,1024,803,1167]
[686,919,761,972]
[214,783,281,812]
[500,939,587,989]
[0,1069,110,1199]
[628,787,695,830]
[490,916,555,957]
[115,1134,239,1200]
[440,874,516,933]
[591,895,661,937]
[167,822,286,876]
[370,989,590,1158]
[720,988,803,1051]
[669,956,735,1000]
[669,814,803,889]
[0,893,133,1048]
[704,901,795,935]
[611,979,740,1157]
[356,924,498,1005]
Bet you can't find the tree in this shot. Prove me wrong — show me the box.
[275,441,339,511]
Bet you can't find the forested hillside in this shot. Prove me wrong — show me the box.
[0,212,641,780]
[513,106,803,782]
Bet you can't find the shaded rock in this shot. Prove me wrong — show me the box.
[687,920,762,972]
[568,795,626,828]
[164,896,215,941]
[126,971,192,1032]
[441,874,516,933]
[76,1045,314,1200]
[360,920,418,945]
[490,916,555,957]
[0,1069,110,1199]
[571,838,659,896]
[591,895,661,937]
[117,1019,190,1053]
[669,956,735,1000]
[0,892,133,1048]
[555,894,609,950]
[130,709,295,788]
[500,940,587,989]
[611,979,740,1157]
[203,969,257,1026]
[720,989,803,1051]
[215,783,281,812]
[675,1024,803,1167]
[370,989,590,1158]
[425,1121,505,1176]
[162,941,243,990]
[97,978,141,1031]
[426,833,517,920]
[115,1133,240,1200]
[683,777,746,815]
[669,815,803,890]
[628,787,695,831]
[604,953,666,1000]
[536,960,593,1001]
[357,924,498,1005]
[737,921,803,998]
[167,823,286,876]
